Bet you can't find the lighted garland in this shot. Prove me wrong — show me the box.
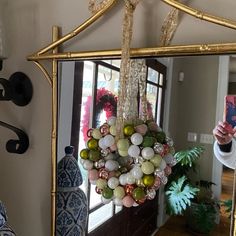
[80,116,176,208]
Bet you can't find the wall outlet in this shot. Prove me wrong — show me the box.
[200,134,214,144]
[187,132,197,142]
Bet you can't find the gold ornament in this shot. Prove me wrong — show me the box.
[123,125,135,136]
[87,138,98,150]
[142,175,155,187]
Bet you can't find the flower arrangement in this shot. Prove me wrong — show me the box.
[80,116,176,207]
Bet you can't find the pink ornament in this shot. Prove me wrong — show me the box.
[163,144,169,156]
[125,184,135,195]
[87,128,93,138]
[122,196,135,208]
[95,186,102,194]
[135,124,148,135]
[148,122,158,132]
[108,171,116,178]
[89,169,99,181]
[164,165,172,176]
[153,177,161,189]
[110,143,117,152]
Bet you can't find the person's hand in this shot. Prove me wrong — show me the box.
[213,121,236,145]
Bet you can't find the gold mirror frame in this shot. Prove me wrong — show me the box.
[27,1,236,235]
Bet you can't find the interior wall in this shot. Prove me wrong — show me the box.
[0,0,235,235]
[169,56,219,181]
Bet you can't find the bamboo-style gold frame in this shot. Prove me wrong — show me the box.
[27,1,236,235]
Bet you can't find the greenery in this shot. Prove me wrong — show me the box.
[165,146,219,234]
[165,146,204,215]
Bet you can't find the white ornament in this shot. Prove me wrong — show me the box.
[108,177,119,189]
[126,173,136,184]
[107,116,116,126]
[119,174,127,186]
[103,134,115,147]
[130,165,143,179]
[113,198,123,206]
[105,160,119,171]
[141,147,155,160]
[83,160,93,170]
[98,138,108,149]
[128,145,140,158]
[159,159,167,170]
[101,196,112,204]
[130,133,143,145]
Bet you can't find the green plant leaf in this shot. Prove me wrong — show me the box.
[165,176,199,215]
[174,146,204,167]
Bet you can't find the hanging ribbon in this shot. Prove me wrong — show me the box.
[116,0,141,140]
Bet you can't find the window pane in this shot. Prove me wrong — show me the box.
[88,202,113,233]
[78,61,94,194]
[95,65,119,127]
[89,184,102,209]
[115,206,122,214]
[102,59,121,68]
[147,67,159,83]
[146,84,158,120]
[157,87,163,125]
[159,73,164,86]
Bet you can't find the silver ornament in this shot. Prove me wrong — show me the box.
[94,159,105,169]
[153,142,164,154]
[154,168,165,178]
[101,149,110,157]
[146,188,156,200]
[166,137,174,147]
[161,176,168,185]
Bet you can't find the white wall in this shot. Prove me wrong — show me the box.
[1,0,236,235]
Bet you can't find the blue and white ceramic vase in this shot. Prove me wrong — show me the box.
[56,146,88,236]
[0,201,16,236]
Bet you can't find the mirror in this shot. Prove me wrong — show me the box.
[26,1,236,235]
[57,55,234,235]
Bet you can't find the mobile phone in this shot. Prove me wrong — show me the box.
[224,95,236,134]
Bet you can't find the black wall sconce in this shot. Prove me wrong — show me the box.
[0,72,33,106]
[0,121,29,154]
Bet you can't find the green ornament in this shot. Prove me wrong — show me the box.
[89,150,100,161]
[117,139,130,151]
[123,125,135,136]
[96,178,107,189]
[102,187,113,199]
[150,154,162,167]
[155,131,166,143]
[142,136,155,147]
[87,138,98,150]
[132,187,146,201]
[92,129,102,140]
[114,186,125,199]
[80,149,89,159]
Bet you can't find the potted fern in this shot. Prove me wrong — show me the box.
[165,146,219,234]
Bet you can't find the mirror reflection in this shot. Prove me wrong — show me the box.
[57,55,234,236]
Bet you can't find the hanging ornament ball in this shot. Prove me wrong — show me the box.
[132,187,146,201]
[142,175,155,187]
[80,149,89,159]
[114,186,125,199]
[102,187,113,199]
[80,116,176,208]
[124,125,135,136]
[122,195,135,208]
[150,154,162,167]
[89,169,99,181]
[141,161,155,175]
[117,139,130,151]
[107,116,117,126]
[96,178,107,190]
[89,150,101,162]
[92,129,102,140]
[128,145,140,158]
[107,177,119,189]
[141,147,155,160]
[87,138,98,150]
[103,134,115,147]
[109,125,116,136]
[130,133,143,146]
[135,124,148,135]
